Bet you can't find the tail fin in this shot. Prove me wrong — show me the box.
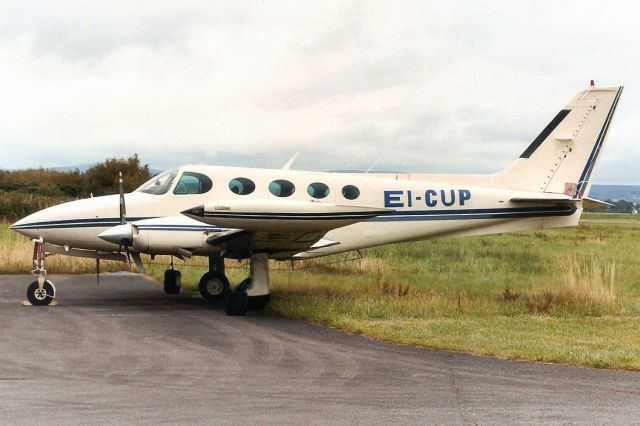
[494,84,623,197]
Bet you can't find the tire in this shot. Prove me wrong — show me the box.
[164,269,181,295]
[198,272,229,302]
[247,294,271,311]
[224,289,247,316]
[27,281,55,306]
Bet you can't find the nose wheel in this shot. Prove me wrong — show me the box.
[27,280,56,306]
[26,239,56,306]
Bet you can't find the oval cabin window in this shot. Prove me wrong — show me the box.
[341,185,360,200]
[269,179,295,197]
[307,182,330,199]
[229,177,256,195]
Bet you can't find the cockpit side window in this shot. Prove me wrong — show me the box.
[173,172,213,195]
[137,170,178,195]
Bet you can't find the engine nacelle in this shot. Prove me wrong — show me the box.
[100,216,227,256]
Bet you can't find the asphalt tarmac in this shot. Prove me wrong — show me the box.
[0,274,639,425]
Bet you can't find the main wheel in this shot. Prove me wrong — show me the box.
[225,289,248,316]
[198,272,229,302]
[27,281,55,306]
[164,269,181,295]
[247,294,271,311]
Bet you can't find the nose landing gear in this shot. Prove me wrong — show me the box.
[26,239,56,306]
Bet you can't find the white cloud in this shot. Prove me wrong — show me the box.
[0,0,638,183]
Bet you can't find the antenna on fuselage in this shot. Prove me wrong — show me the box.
[282,151,300,170]
[395,156,404,180]
[365,159,380,174]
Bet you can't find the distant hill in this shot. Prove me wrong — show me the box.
[49,163,96,173]
[589,185,640,202]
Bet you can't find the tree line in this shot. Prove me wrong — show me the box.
[0,154,152,198]
[0,154,153,221]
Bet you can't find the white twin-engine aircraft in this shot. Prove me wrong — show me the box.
[11,83,622,315]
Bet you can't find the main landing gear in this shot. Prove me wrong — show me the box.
[198,256,229,302]
[26,239,56,306]
[185,253,271,316]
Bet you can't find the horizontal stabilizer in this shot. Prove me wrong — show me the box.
[511,195,612,209]
[511,195,574,204]
[581,197,614,209]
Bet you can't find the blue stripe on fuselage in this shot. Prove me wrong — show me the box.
[11,206,576,230]
[11,216,156,230]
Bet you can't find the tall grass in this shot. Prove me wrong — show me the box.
[0,225,126,274]
[558,254,616,302]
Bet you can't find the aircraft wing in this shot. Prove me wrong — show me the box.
[184,199,391,259]
[44,243,127,261]
[202,227,332,259]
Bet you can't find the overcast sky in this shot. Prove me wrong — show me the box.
[0,1,638,183]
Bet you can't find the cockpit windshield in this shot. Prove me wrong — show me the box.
[136,169,178,195]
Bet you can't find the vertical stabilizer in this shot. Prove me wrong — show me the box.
[494,84,623,197]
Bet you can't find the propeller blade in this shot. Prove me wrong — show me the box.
[119,171,126,225]
[125,246,132,271]
[130,252,145,274]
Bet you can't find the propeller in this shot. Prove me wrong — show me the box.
[96,172,145,273]
[119,171,127,225]
[118,172,133,268]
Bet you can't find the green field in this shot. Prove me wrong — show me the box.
[3,213,640,370]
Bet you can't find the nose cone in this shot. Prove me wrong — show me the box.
[10,213,40,239]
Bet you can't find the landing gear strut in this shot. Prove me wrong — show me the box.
[224,253,271,316]
[27,239,56,306]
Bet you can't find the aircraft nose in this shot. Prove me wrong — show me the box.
[10,213,40,239]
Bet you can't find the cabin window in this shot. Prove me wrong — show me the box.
[269,179,295,197]
[342,185,360,200]
[229,177,256,195]
[137,169,178,195]
[307,182,330,199]
[173,172,213,195]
